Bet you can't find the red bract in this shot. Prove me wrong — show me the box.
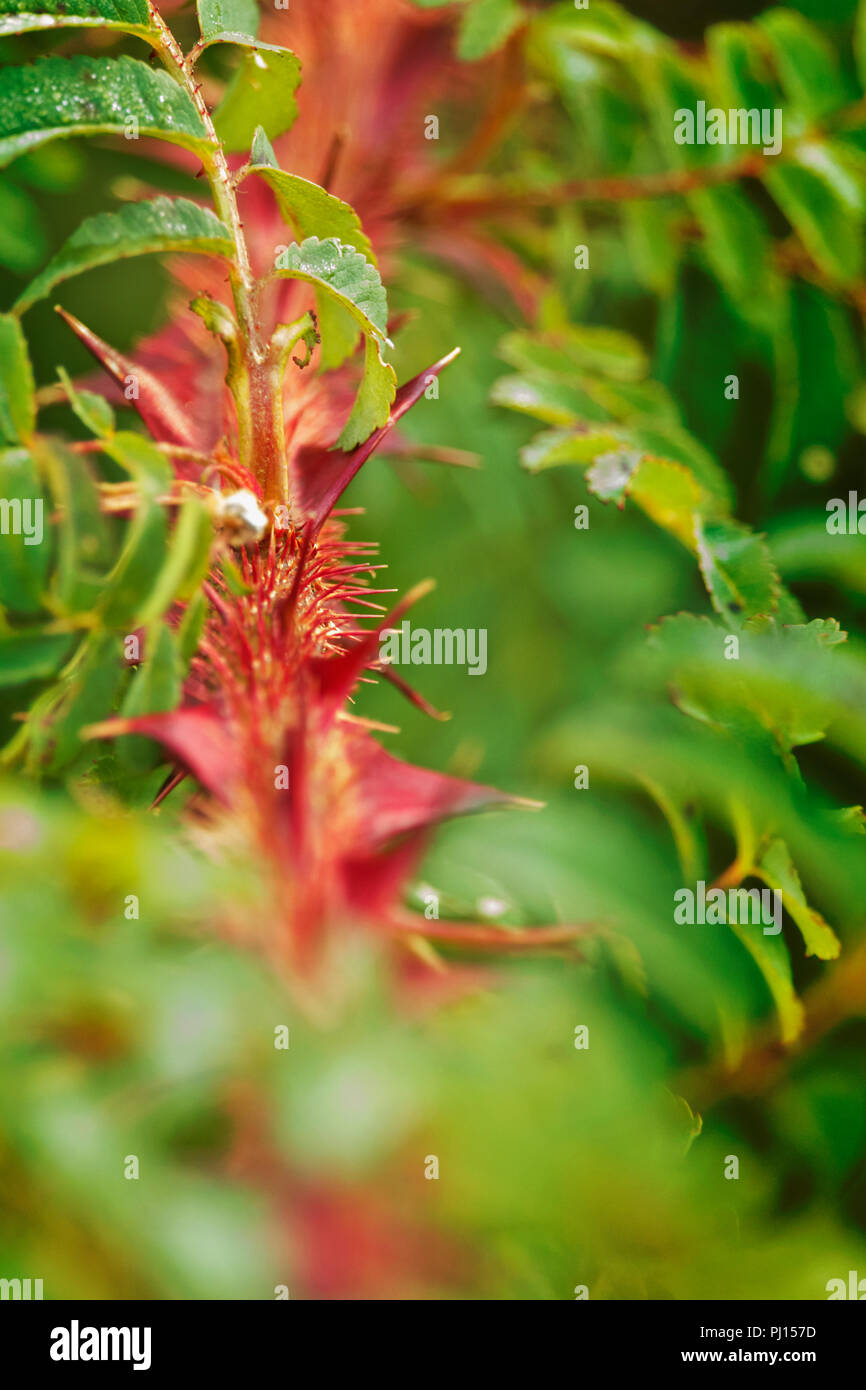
[51,1,582,984]
[70,312,576,975]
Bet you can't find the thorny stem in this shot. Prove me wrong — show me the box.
[254,312,319,504]
[147,5,281,495]
[414,154,767,222]
[148,6,256,344]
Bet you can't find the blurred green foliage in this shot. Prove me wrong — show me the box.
[4,783,866,1298]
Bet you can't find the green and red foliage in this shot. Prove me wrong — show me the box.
[3,0,866,1300]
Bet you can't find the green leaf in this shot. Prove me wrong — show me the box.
[15,198,235,314]
[490,374,609,426]
[189,292,236,342]
[124,624,181,714]
[729,912,804,1045]
[643,46,715,171]
[274,236,388,337]
[794,141,864,215]
[769,513,866,596]
[99,434,171,627]
[250,124,278,169]
[196,0,258,42]
[499,325,649,385]
[178,589,207,664]
[0,313,35,444]
[248,167,375,264]
[48,632,126,769]
[101,508,167,628]
[0,0,154,41]
[534,0,659,62]
[14,142,85,192]
[627,456,702,551]
[695,518,781,627]
[687,185,778,326]
[219,554,252,596]
[457,0,524,62]
[338,335,396,451]
[626,422,732,512]
[105,430,172,494]
[755,837,841,961]
[0,56,210,170]
[211,41,302,153]
[577,375,678,427]
[311,288,359,376]
[583,449,703,550]
[520,426,623,472]
[136,495,213,627]
[273,237,395,445]
[571,328,647,382]
[0,629,74,687]
[117,623,182,771]
[56,367,115,438]
[249,167,376,367]
[767,163,862,284]
[38,439,112,615]
[744,618,848,752]
[708,21,779,114]
[621,201,679,297]
[759,9,850,124]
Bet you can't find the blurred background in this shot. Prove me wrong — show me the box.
[3,0,866,1299]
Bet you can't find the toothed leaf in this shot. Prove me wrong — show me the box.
[211,41,301,153]
[248,167,375,264]
[0,0,154,40]
[250,168,377,367]
[274,237,395,445]
[755,838,841,961]
[0,56,210,169]
[695,518,781,628]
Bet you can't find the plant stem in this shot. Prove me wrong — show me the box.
[682,940,866,1110]
[147,4,277,492]
[409,95,866,221]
